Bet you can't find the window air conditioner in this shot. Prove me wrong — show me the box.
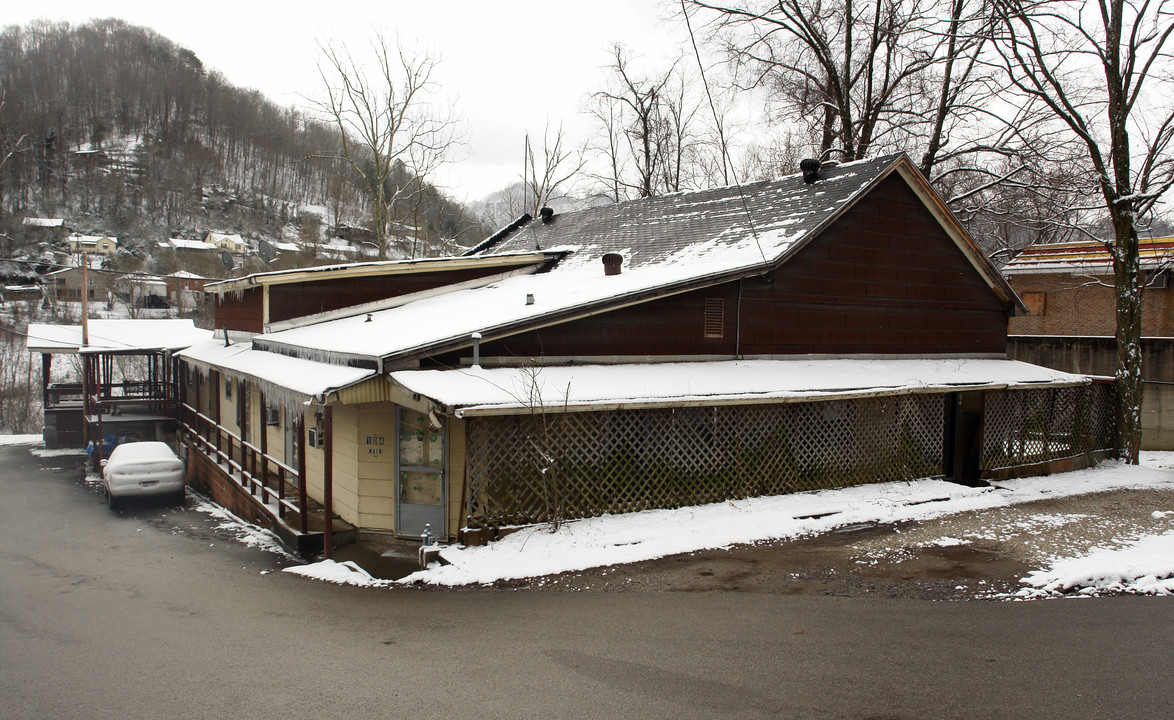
[308,427,323,448]
[265,406,280,426]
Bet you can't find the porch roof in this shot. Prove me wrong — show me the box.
[26,319,213,354]
[389,358,1091,417]
[177,339,375,404]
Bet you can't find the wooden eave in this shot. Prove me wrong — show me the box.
[205,251,559,295]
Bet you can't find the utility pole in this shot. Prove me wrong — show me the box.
[80,253,89,346]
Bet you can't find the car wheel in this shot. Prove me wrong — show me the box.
[172,489,186,507]
[107,490,121,511]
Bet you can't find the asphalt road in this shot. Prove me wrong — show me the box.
[2,443,1172,720]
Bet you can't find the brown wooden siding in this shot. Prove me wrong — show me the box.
[215,288,264,333]
[429,175,1009,365]
[215,267,511,332]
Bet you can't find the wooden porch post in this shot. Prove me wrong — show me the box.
[258,390,268,501]
[41,353,51,407]
[323,405,333,559]
[297,414,308,534]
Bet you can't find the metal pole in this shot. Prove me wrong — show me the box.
[323,405,334,559]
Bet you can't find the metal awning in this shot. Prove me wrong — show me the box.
[390,358,1093,417]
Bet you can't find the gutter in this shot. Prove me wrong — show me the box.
[445,378,1092,418]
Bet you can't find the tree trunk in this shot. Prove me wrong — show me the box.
[1113,224,1143,463]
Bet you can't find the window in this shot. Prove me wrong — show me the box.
[1022,292,1046,316]
[703,298,724,338]
[224,377,232,399]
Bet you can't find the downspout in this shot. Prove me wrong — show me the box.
[735,278,744,359]
[323,404,334,559]
[297,413,308,534]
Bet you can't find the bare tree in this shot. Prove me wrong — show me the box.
[683,0,1026,174]
[991,0,1174,462]
[522,121,586,216]
[313,34,460,260]
[587,44,707,199]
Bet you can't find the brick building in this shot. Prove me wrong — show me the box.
[1004,236,1174,448]
[1004,236,1174,336]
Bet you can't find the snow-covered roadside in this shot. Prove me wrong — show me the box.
[388,453,1174,591]
[1004,522,1174,599]
[190,498,296,558]
[0,434,43,446]
[10,430,1169,596]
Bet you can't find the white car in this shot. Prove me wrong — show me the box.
[101,441,185,510]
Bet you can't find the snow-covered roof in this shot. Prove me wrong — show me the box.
[256,153,1010,365]
[169,238,216,251]
[68,233,116,246]
[26,319,213,353]
[177,339,375,404]
[205,251,552,293]
[167,270,206,280]
[1004,236,1174,275]
[391,358,1091,416]
[207,232,245,246]
[23,218,65,227]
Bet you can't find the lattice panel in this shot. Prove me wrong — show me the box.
[465,394,946,530]
[983,383,1116,470]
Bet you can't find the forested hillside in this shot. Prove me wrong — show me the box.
[0,19,486,257]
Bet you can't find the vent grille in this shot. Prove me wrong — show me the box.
[703,298,724,338]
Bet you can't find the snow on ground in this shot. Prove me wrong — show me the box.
[8,429,1170,597]
[283,559,393,587]
[390,453,1174,592]
[0,434,43,445]
[1006,530,1174,599]
[190,499,295,558]
[30,446,87,457]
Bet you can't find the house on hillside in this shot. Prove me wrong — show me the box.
[165,271,208,309]
[164,238,218,254]
[67,233,118,256]
[205,232,248,254]
[45,264,113,303]
[125,276,169,308]
[22,217,70,245]
[176,153,1115,554]
[1003,236,1174,448]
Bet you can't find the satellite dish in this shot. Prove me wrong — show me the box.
[258,240,275,264]
[220,250,235,274]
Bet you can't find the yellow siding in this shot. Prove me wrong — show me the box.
[356,402,397,531]
[220,375,241,436]
[337,377,396,405]
[302,406,324,504]
[330,404,360,525]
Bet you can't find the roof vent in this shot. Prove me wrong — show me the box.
[540,207,555,224]
[800,158,821,184]
[602,252,624,276]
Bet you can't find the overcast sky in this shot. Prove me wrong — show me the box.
[7,1,704,202]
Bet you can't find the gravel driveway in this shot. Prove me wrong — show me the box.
[503,488,1174,599]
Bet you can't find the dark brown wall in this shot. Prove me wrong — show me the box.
[215,267,510,332]
[431,175,1010,365]
[215,288,264,333]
